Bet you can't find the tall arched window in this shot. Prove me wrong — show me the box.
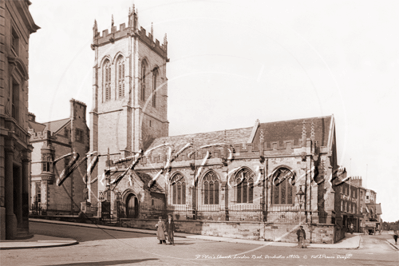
[272,167,294,205]
[141,61,147,101]
[203,171,219,205]
[152,68,158,108]
[117,57,125,98]
[103,60,111,101]
[171,173,186,205]
[234,168,254,203]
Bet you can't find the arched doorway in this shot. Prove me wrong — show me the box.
[126,194,139,218]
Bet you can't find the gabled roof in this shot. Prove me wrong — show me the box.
[252,115,333,148]
[28,120,46,133]
[135,172,165,194]
[147,127,253,151]
[43,118,70,134]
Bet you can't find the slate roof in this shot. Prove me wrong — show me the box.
[28,120,46,133]
[146,115,333,153]
[254,115,333,148]
[147,127,253,151]
[109,171,165,194]
[135,172,165,194]
[43,118,70,133]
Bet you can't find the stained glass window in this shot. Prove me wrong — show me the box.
[203,171,219,205]
[171,173,185,205]
[235,168,254,203]
[272,168,294,205]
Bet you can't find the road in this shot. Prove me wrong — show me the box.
[0,221,398,266]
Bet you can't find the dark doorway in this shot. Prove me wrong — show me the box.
[126,194,138,218]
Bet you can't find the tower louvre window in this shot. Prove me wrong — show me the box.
[103,60,111,101]
[141,61,146,101]
[117,57,125,98]
[152,68,158,108]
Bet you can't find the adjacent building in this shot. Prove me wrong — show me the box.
[0,0,39,240]
[28,99,89,215]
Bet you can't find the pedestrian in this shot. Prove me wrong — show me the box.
[166,214,175,246]
[296,225,306,248]
[394,229,398,245]
[155,216,167,244]
[350,223,354,234]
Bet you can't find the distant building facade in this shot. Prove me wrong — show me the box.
[0,0,39,240]
[28,99,89,215]
[340,176,382,234]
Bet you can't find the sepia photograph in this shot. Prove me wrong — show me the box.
[1,0,398,265]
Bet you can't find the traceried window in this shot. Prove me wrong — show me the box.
[152,68,158,108]
[171,173,186,205]
[234,168,254,203]
[203,171,219,205]
[103,60,111,101]
[117,57,125,98]
[272,168,294,205]
[141,60,147,101]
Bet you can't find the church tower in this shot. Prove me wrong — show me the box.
[89,6,169,204]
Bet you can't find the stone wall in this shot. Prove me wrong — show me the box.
[120,218,336,243]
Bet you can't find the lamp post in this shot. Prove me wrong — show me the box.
[296,185,305,224]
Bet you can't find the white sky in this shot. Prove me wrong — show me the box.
[28,0,399,222]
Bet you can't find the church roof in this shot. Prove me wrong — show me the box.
[147,127,253,150]
[253,115,333,148]
[135,172,165,194]
[147,115,333,153]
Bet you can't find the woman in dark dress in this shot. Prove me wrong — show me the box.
[166,214,175,246]
[155,216,167,244]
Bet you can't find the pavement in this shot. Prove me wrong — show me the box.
[386,237,399,250]
[0,218,362,250]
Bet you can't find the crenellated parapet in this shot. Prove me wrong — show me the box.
[92,6,167,59]
[29,129,53,141]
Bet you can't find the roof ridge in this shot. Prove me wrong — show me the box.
[260,115,332,125]
[160,126,253,139]
[43,117,71,124]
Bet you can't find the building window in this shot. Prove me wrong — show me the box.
[171,174,186,205]
[11,80,19,121]
[152,68,158,108]
[103,60,111,101]
[42,156,52,172]
[36,182,41,203]
[141,61,147,101]
[234,168,254,203]
[75,128,84,143]
[203,171,219,205]
[341,201,343,212]
[11,28,19,55]
[117,57,125,98]
[64,127,69,137]
[272,168,294,205]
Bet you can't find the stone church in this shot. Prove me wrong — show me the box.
[89,6,347,243]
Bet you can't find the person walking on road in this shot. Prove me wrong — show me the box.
[350,223,354,234]
[166,214,175,246]
[296,226,306,248]
[155,216,167,244]
[394,229,398,245]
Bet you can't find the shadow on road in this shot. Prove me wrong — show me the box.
[44,258,158,266]
[30,222,156,242]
